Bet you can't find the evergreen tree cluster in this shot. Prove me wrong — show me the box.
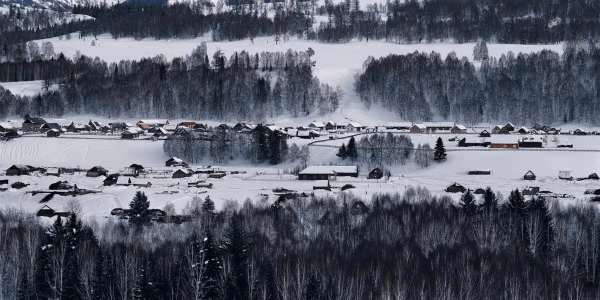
[1,188,599,299]
[0,46,341,121]
[163,126,290,165]
[355,46,600,125]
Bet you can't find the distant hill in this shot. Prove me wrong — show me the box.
[0,0,71,11]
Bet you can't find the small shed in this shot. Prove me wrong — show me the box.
[46,168,61,176]
[503,122,515,132]
[6,165,32,176]
[473,188,486,195]
[11,182,28,189]
[104,174,119,186]
[491,126,503,134]
[368,168,384,179]
[518,127,530,134]
[468,169,491,175]
[480,130,491,137]
[129,164,145,173]
[87,166,108,177]
[173,168,192,178]
[523,186,540,196]
[46,129,61,137]
[446,183,466,193]
[589,173,599,180]
[166,157,187,167]
[123,167,139,177]
[523,170,536,181]
[559,170,573,181]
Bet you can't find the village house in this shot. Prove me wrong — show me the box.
[136,120,169,128]
[40,123,63,133]
[6,165,33,176]
[451,125,467,134]
[121,127,143,139]
[0,122,17,133]
[502,122,516,132]
[518,127,530,134]
[385,122,413,130]
[368,168,384,179]
[410,124,426,133]
[423,122,455,132]
[22,118,47,132]
[490,136,519,149]
[66,122,88,133]
[298,166,358,180]
[325,121,337,131]
[308,121,326,131]
[88,120,103,131]
[87,166,108,177]
[573,128,587,135]
[345,122,363,132]
[153,127,170,137]
[178,121,197,129]
[166,157,187,167]
[519,136,543,148]
[491,125,503,134]
[173,168,193,178]
[37,205,71,218]
[458,138,490,147]
[194,123,207,131]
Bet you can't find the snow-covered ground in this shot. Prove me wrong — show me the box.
[1,135,599,221]
[0,80,59,96]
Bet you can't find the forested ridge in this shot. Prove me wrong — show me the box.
[355,42,600,125]
[0,44,341,121]
[2,189,600,299]
[3,0,600,46]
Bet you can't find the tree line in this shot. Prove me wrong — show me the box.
[163,125,311,166]
[2,187,600,299]
[0,44,341,121]
[355,43,600,125]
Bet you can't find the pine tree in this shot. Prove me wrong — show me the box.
[480,187,498,213]
[305,273,320,300]
[17,268,31,300]
[202,196,215,214]
[459,190,477,217]
[34,246,53,300]
[269,131,282,165]
[433,137,446,162]
[92,250,109,300]
[224,215,249,300]
[346,137,358,162]
[200,230,223,300]
[129,191,151,227]
[61,253,83,300]
[336,143,347,159]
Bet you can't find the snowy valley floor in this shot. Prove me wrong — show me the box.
[0,133,599,221]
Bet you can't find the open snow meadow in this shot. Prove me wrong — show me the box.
[1,131,600,220]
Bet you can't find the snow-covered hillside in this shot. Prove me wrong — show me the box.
[28,33,563,126]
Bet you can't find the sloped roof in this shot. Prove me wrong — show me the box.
[412,124,426,129]
[423,122,455,128]
[453,125,467,130]
[309,121,325,128]
[385,122,412,127]
[299,166,358,175]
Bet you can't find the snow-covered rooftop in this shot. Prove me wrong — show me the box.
[386,122,412,127]
[299,166,358,175]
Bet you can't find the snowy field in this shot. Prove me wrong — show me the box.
[25,34,565,127]
[1,135,600,221]
[0,80,59,96]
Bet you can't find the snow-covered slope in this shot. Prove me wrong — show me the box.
[29,33,564,126]
[0,0,71,11]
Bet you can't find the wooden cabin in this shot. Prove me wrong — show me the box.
[87,166,108,177]
[446,183,466,193]
[368,168,384,179]
[6,165,32,176]
[523,170,536,181]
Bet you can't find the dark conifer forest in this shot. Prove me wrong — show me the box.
[355,43,600,125]
[2,189,600,299]
[0,45,341,120]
